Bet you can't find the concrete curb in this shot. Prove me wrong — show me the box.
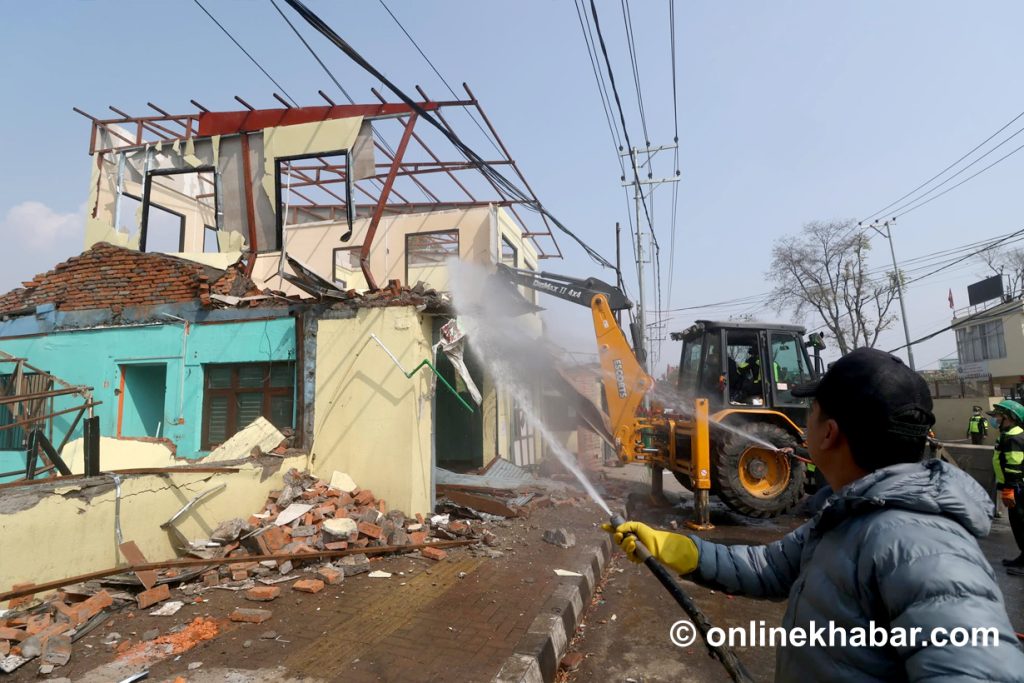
[493,536,612,683]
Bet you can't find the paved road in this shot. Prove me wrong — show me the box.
[569,464,1024,682]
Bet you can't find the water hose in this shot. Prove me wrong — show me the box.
[609,514,754,683]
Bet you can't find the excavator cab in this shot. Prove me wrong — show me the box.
[676,321,817,423]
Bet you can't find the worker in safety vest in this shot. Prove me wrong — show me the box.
[989,400,1024,573]
[966,405,988,445]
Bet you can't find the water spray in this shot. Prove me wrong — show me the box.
[608,513,754,683]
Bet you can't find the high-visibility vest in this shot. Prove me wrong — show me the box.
[968,415,987,434]
[993,425,1024,486]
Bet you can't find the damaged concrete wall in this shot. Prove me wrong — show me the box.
[86,118,364,266]
[311,306,434,517]
[252,205,540,296]
[0,316,296,471]
[0,455,306,591]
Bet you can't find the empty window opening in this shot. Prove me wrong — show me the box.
[501,235,518,267]
[406,230,459,287]
[203,225,219,253]
[202,363,295,450]
[277,150,353,251]
[118,364,167,438]
[141,168,218,253]
[333,246,366,291]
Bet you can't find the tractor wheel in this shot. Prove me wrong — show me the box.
[713,422,806,518]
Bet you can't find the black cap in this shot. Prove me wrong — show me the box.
[792,347,934,439]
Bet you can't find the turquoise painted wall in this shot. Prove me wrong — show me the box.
[0,317,296,476]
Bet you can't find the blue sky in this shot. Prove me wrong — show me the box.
[2,1,1023,374]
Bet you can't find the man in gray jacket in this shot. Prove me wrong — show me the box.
[609,348,1024,681]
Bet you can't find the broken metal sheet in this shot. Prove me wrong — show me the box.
[209,293,270,306]
[435,459,536,491]
[351,121,376,180]
[148,601,184,616]
[554,569,582,577]
[256,575,300,585]
[436,318,482,406]
[281,254,348,299]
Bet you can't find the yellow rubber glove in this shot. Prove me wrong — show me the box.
[1001,488,1017,509]
[601,521,699,575]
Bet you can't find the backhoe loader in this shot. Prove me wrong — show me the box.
[496,264,824,525]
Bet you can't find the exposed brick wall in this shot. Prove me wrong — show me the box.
[0,243,259,315]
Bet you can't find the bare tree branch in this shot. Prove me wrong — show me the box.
[768,219,899,353]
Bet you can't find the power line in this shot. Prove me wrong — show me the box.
[665,0,681,313]
[620,0,650,146]
[652,229,1024,318]
[193,0,298,107]
[375,0,504,158]
[587,0,657,245]
[279,0,616,270]
[861,108,1024,223]
[891,138,1024,219]
[572,0,626,160]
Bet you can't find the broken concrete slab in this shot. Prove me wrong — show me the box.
[203,417,284,463]
[322,517,357,538]
[0,654,28,673]
[329,471,357,493]
[338,554,371,576]
[542,528,576,549]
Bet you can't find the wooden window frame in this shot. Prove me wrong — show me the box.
[201,362,295,450]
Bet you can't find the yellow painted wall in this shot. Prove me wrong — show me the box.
[0,455,308,592]
[988,310,1024,379]
[310,307,434,517]
[251,205,543,296]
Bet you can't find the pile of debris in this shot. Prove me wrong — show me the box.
[0,468,489,675]
[198,468,435,561]
[0,587,114,674]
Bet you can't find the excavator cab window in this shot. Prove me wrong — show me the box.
[725,331,765,406]
[769,332,813,406]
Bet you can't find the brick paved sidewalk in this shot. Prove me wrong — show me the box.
[283,503,606,682]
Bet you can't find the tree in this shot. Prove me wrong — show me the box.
[767,219,900,355]
[979,247,1024,299]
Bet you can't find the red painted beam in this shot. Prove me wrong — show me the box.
[197,103,451,137]
[360,113,418,291]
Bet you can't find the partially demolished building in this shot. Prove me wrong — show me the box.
[0,93,570,589]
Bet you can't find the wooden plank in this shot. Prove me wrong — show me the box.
[0,539,476,603]
[118,541,158,590]
[439,488,520,518]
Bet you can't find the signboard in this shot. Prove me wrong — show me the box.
[957,361,991,379]
[967,275,1004,306]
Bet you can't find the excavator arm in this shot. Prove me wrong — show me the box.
[494,264,652,456]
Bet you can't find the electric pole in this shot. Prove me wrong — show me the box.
[867,219,916,370]
[620,143,679,374]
